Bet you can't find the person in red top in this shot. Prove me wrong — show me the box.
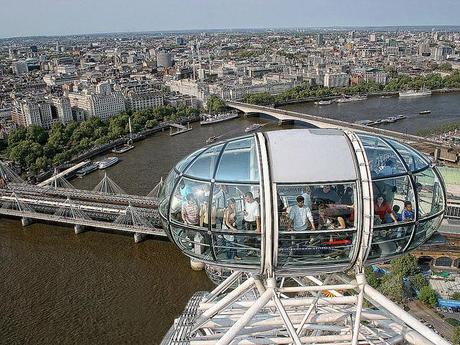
[374,195,398,224]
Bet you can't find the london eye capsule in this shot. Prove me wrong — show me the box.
[158,129,446,275]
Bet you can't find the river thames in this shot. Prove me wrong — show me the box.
[0,93,459,344]
[281,92,460,135]
[0,116,281,345]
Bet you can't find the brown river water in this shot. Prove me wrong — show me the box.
[2,93,458,344]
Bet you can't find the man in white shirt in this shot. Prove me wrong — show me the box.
[288,196,316,231]
[243,192,260,233]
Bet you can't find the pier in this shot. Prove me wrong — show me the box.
[169,122,192,136]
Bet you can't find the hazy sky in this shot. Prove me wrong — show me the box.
[1,0,459,38]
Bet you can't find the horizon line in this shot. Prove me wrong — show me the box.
[2,24,460,41]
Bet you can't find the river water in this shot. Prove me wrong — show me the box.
[1,93,459,345]
[281,92,460,135]
[0,116,281,345]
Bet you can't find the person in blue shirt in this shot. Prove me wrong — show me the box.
[401,201,415,222]
[288,196,316,231]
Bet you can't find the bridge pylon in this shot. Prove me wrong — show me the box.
[147,177,164,198]
[1,191,35,213]
[43,170,75,190]
[93,172,126,195]
[0,161,24,185]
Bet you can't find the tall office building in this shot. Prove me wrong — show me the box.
[12,61,28,75]
[316,33,324,46]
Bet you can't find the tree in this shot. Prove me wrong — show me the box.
[389,254,418,277]
[146,119,158,128]
[26,125,48,145]
[452,292,460,301]
[379,273,405,304]
[454,327,460,345]
[365,266,381,289]
[243,92,275,106]
[7,127,27,147]
[437,63,453,72]
[418,286,437,307]
[206,95,226,113]
[409,273,428,291]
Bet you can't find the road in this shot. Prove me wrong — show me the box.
[408,300,455,342]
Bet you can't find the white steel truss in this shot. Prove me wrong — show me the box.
[163,271,451,345]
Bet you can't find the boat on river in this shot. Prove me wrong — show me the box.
[245,123,265,133]
[206,135,222,144]
[75,162,98,178]
[98,157,119,169]
[354,120,377,126]
[419,110,431,115]
[200,112,239,125]
[336,95,367,103]
[112,144,134,154]
[314,100,332,105]
[399,88,432,98]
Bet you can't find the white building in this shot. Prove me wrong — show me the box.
[12,99,53,129]
[125,90,164,111]
[324,72,349,88]
[56,64,76,74]
[49,96,73,124]
[69,86,126,121]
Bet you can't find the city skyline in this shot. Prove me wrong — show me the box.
[1,0,460,38]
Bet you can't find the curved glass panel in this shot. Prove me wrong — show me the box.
[210,183,262,265]
[373,176,415,227]
[385,138,430,172]
[159,169,178,217]
[367,224,414,261]
[170,224,213,261]
[215,138,260,182]
[414,168,445,218]
[408,215,443,250]
[175,147,206,172]
[277,183,357,268]
[170,177,211,227]
[184,144,224,179]
[358,134,406,178]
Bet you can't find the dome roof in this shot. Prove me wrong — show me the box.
[159,129,446,274]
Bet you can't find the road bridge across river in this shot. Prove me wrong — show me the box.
[225,101,455,156]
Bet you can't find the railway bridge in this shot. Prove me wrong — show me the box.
[0,162,165,242]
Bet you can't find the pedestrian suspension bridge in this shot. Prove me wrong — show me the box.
[0,161,165,242]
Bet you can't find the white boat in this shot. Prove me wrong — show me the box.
[314,100,332,105]
[112,144,134,154]
[200,113,239,125]
[385,116,398,123]
[355,120,377,126]
[98,157,119,169]
[245,123,265,133]
[75,163,98,178]
[336,95,367,103]
[419,110,431,115]
[399,88,432,97]
[206,135,222,144]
